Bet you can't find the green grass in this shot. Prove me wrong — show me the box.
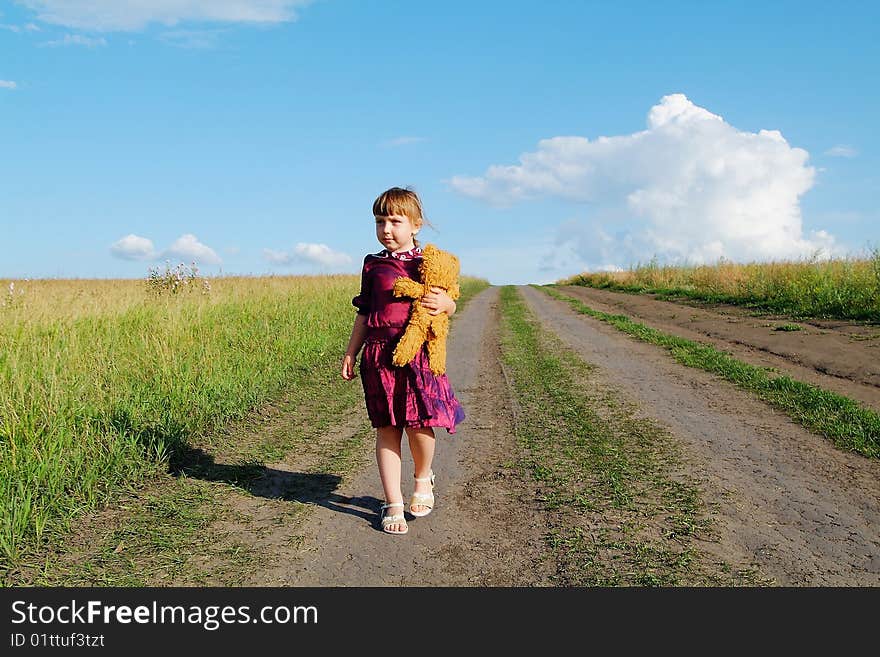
[498,286,766,586]
[0,276,359,570]
[559,250,880,321]
[32,478,240,587]
[774,323,803,332]
[541,285,880,459]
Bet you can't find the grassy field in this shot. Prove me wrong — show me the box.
[0,273,489,574]
[558,251,880,321]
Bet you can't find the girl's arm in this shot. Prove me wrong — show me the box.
[341,313,368,380]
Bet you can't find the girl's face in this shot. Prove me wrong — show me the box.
[375,214,419,253]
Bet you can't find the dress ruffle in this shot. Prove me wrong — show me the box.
[359,334,465,434]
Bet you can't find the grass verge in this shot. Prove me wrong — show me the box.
[498,285,767,585]
[7,358,375,586]
[541,285,880,459]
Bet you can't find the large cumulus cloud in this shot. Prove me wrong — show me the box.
[451,93,836,270]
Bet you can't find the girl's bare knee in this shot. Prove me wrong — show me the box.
[405,426,435,440]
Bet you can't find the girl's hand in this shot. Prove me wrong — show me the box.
[341,354,357,380]
[421,286,456,316]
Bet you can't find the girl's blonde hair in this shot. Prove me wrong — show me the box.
[373,186,433,247]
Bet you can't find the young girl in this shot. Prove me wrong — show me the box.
[341,187,465,535]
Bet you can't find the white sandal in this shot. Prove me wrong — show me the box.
[379,502,408,535]
[410,471,435,518]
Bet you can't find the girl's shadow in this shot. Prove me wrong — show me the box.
[170,447,380,524]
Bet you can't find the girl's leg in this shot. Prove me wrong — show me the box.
[376,425,406,532]
[406,426,436,514]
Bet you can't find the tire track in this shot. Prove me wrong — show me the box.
[557,285,880,411]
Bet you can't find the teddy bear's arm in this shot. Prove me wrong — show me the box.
[392,276,424,299]
[447,282,461,300]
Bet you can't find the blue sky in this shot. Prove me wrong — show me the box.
[1,0,878,284]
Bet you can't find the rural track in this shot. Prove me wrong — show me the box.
[555,285,880,411]
[255,286,552,586]
[519,285,880,585]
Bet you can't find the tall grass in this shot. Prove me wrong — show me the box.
[0,276,358,565]
[559,250,880,321]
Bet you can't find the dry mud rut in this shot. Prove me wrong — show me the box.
[261,285,880,586]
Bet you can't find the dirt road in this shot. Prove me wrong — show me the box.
[521,286,880,585]
[556,285,880,411]
[251,285,880,586]
[249,286,552,586]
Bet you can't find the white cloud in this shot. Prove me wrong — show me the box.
[42,33,106,47]
[159,29,224,49]
[1,22,40,32]
[263,248,292,265]
[162,234,222,265]
[384,136,427,147]
[110,234,156,260]
[825,144,858,158]
[0,80,17,89]
[263,243,353,268]
[450,93,837,269]
[19,1,312,32]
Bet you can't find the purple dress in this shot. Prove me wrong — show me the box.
[352,245,466,434]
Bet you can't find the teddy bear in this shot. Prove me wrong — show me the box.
[391,243,461,375]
